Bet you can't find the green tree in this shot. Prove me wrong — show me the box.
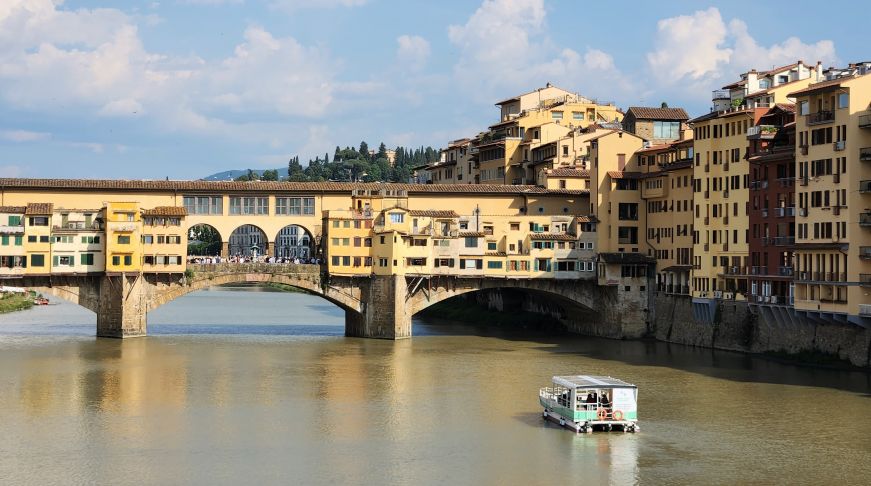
[261,169,279,181]
[359,141,370,161]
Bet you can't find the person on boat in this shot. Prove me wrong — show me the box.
[584,392,596,410]
[600,392,611,409]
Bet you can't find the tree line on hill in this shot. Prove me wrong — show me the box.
[234,142,440,183]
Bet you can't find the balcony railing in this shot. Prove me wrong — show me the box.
[861,246,871,259]
[750,180,769,190]
[860,274,871,286]
[807,110,835,125]
[774,207,795,217]
[779,266,794,276]
[833,140,846,151]
[860,180,871,193]
[860,304,871,316]
[861,147,871,161]
[617,237,636,244]
[747,125,779,138]
[777,177,795,188]
[859,113,871,128]
[861,213,871,226]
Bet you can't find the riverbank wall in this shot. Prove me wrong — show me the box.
[423,289,871,368]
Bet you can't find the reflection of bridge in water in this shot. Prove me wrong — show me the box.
[27,263,644,340]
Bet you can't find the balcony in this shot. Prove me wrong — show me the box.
[861,246,871,259]
[761,208,768,218]
[860,304,871,317]
[859,113,871,128]
[861,213,871,226]
[798,208,808,217]
[833,140,846,151]
[799,175,808,186]
[777,177,794,188]
[779,266,794,277]
[750,180,768,190]
[861,147,871,161]
[800,145,809,156]
[860,180,871,193]
[774,207,795,217]
[747,125,779,139]
[861,274,871,286]
[807,110,835,125]
[712,89,730,100]
[617,237,636,244]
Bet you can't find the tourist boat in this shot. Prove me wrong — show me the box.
[539,375,639,433]
[33,297,49,305]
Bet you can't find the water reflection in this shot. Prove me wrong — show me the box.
[0,289,869,485]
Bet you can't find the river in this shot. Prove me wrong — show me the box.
[0,286,869,485]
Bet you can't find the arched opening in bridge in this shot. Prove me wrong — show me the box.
[187,224,222,256]
[274,225,315,260]
[228,224,267,257]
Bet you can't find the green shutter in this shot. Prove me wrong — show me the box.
[1,235,8,245]
[14,235,22,246]
[53,255,58,266]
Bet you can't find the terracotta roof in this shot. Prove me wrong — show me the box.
[636,142,673,154]
[530,233,576,241]
[607,171,642,179]
[575,216,598,223]
[626,107,689,121]
[485,251,507,257]
[142,206,187,217]
[775,103,796,112]
[547,168,589,178]
[598,252,655,264]
[408,210,459,218]
[25,203,53,215]
[788,77,852,97]
[0,178,588,197]
[759,61,802,77]
[459,231,486,237]
[0,206,26,214]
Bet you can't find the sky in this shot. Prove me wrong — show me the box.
[0,0,863,179]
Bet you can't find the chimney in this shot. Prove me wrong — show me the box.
[816,61,823,82]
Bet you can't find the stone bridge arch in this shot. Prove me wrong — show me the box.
[145,264,363,315]
[405,276,647,339]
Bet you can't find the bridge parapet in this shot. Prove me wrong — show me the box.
[187,263,321,276]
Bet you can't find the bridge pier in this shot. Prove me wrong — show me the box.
[96,274,147,338]
[345,274,411,339]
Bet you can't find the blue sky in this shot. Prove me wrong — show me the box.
[0,0,862,179]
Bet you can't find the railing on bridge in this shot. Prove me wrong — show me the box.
[187,262,321,274]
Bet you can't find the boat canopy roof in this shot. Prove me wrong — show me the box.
[552,375,637,390]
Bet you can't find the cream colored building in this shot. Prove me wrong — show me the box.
[714,60,824,111]
[638,137,695,295]
[789,63,871,323]
[0,206,26,277]
[50,208,105,274]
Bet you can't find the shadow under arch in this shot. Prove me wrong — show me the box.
[274,224,316,260]
[187,223,223,256]
[228,224,268,257]
[144,270,363,318]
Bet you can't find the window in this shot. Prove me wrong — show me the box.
[799,101,809,116]
[464,237,478,248]
[143,235,154,244]
[389,212,404,223]
[80,253,94,265]
[653,121,680,139]
[15,235,22,246]
[487,242,497,250]
[276,197,316,215]
[28,235,36,243]
[618,227,638,244]
[39,236,49,243]
[31,254,45,267]
[124,255,132,266]
[618,203,638,221]
[8,215,21,226]
[0,235,6,246]
[838,92,849,109]
[572,111,584,120]
[118,235,131,244]
[229,196,269,215]
[29,217,48,226]
[331,256,340,266]
[112,256,120,266]
[487,261,503,269]
[551,111,563,120]
[556,261,576,271]
[758,79,770,89]
[53,255,74,267]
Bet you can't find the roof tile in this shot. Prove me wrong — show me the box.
[25,203,53,215]
[626,107,689,121]
[142,206,187,217]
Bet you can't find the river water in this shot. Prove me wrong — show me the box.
[0,286,869,485]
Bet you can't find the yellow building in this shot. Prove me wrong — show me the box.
[789,63,871,323]
[638,137,695,295]
[23,203,53,275]
[540,168,590,191]
[476,84,623,185]
[51,208,105,274]
[105,202,142,273]
[0,206,27,277]
[141,207,187,273]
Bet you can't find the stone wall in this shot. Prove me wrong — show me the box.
[651,293,871,368]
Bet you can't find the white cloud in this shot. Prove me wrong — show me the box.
[646,7,837,99]
[68,142,105,154]
[447,0,632,101]
[0,129,51,142]
[0,1,341,143]
[396,35,430,71]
